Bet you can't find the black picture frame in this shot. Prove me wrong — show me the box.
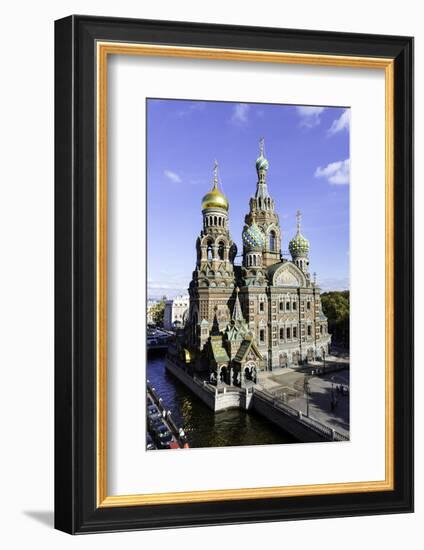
[55,15,414,534]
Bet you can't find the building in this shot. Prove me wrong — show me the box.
[164,295,190,330]
[180,141,331,386]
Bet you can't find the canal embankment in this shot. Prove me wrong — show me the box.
[165,356,347,443]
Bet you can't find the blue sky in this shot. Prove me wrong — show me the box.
[147,99,350,299]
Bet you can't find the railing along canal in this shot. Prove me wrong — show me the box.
[253,388,349,442]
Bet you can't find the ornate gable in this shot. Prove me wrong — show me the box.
[272,262,306,288]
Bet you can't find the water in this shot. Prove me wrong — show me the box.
[147,353,297,448]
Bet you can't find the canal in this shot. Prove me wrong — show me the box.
[147,353,297,449]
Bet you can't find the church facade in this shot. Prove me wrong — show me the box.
[181,140,331,386]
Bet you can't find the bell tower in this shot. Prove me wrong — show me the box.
[245,138,282,267]
[187,161,237,353]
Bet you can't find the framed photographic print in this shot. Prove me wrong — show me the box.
[54,15,414,533]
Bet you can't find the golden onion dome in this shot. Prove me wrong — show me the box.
[201,182,229,211]
[201,160,229,211]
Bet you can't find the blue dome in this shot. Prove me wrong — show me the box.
[256,154,269,172]
[243,223,265,250]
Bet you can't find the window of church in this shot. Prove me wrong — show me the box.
[259,329,265,343]
[279,301,284,311]
[207,242,213,260]
[259,301,264,312]
[293,301,297,310]
[218,242,225,260]
[293,326,297,338]
[279,327,284,340]
[307,301,311,310]
[286,327,291,339]
[286,301,290,310]
[320,325,323,335]
[307,325,312,336]
[269,230,276,251]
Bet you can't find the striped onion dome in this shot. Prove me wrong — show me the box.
[256,154,269,173]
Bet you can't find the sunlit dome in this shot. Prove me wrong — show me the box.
[201,186,229,211]
[201,161,229,211]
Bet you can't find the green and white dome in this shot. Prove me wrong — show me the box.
[256,154,269,173]
[256,137,269,173]
[289,210,310,258]
[243,222,265,250]
[289,232,310,258]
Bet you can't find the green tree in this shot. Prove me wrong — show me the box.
[321,290,350,348]
[150,296,167,327]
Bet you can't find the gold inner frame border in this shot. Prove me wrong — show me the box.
[96,42,394,508]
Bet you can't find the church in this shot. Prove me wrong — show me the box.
[180,139,331,387]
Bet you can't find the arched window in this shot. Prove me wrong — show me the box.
[269,230,276,251]
[253,255,257,266]
[207,241,213,260]
[218,241,225,260]
[213,216,217,226]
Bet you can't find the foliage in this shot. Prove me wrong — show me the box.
[150,296,166,327]
[321,290,350,348]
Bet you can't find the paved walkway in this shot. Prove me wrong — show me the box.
[258,356,350,437]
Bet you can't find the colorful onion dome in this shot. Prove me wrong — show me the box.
[256,154,269,173]
[256,137,269,173]
[289,210,310,257]
[242,222,265,250]
[289,232,310,257]
[201,160,229,211]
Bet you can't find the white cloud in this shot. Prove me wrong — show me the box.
[176,101,206,117]
[148,275,189,299]
[315,159,350,185]
[296,106,325,128]
[164,169,182,183]
[231,103,250,124]
[319,277,350,292]
[328,109,350,136]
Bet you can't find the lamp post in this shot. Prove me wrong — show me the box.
[304,371,313,417]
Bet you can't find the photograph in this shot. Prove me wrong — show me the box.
[146,98,350,450]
